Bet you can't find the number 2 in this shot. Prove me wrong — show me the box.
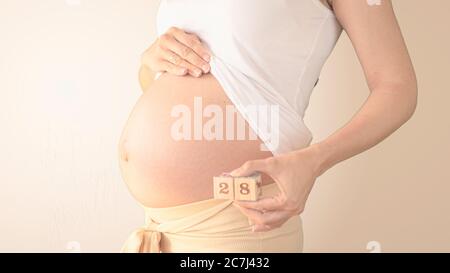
[219,183,229,194]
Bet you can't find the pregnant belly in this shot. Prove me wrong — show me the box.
[118,73,273,208]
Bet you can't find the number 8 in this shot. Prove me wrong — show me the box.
[240,183,250,195]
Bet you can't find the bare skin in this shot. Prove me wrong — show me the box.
[120,0,418,230]
[232,0,418,232]
[119,72,273,208]
[119,26,275,208]
[138,26,213,89]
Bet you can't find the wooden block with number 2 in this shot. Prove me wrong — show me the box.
[213,173,262,201]
[213,175,234,199]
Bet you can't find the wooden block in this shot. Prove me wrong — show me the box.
[233,173,262,201]
[213,175,235,200]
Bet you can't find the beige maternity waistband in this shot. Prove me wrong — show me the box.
[120,182,303,253]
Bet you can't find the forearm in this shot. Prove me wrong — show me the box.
[310,83,418,177]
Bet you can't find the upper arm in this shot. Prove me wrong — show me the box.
[331,0,417,92]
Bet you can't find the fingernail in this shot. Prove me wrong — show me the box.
[202,64,210,73]
[203,55,211,62]
[179,68,187,75]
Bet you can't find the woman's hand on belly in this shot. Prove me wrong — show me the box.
[141,26,211,81]
[230,145,324,232]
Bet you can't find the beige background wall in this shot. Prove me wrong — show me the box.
[0,0,448,252]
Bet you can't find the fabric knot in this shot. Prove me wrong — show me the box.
[120,218,162,253]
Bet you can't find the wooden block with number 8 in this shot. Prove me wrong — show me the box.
[213,175,235,199]
[234,173,262,201]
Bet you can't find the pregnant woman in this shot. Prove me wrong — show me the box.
[118,0,417,252]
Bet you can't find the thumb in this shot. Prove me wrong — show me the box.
[230,159,268,177]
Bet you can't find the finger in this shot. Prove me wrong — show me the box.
[252,224,272,232]
[168,27,211,62]
[234,205,266,226]
[234,196,284,212]
[160,49,203,77]
[158,60,188,76]
[235,205,291,230]
[252,211,292,232]
[160,32,210,74]
[230,159,270,177]
[234,205,278,227]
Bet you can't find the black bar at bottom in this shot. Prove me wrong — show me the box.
[0,253,447,272]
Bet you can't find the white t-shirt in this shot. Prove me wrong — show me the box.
[156,0,343,155]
